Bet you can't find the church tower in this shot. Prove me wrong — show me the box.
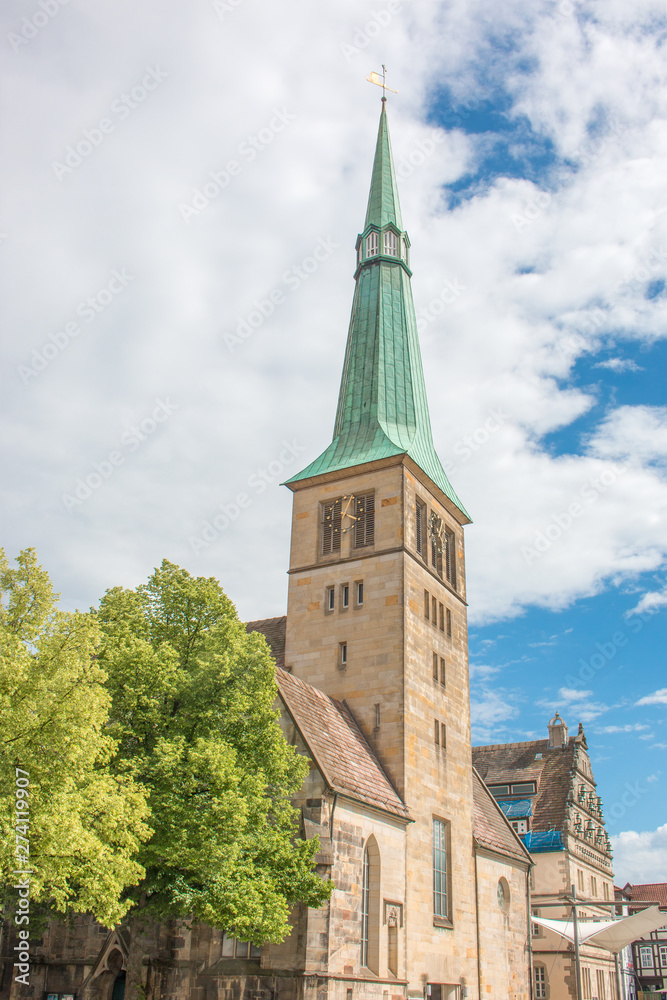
[283,99,481,991]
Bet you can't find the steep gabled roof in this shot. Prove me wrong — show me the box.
[472,737,577,834]
[246,615,286,668]
[276,668,411,821]
[472,768,532,865]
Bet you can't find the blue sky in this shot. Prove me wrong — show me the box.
[1,0,666,882]
[423,18,667,880]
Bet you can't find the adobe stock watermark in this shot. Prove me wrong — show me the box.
[521,463,628,565]
[340,2,403,63]
[179,108,296,223]
[551,0,582,21]
[8,0,69,54]
[442,408,509,476]
[512,120,624,232]
[395,129,447,181]
[189,440,305,553]
[604,780,649,825]
[416,279,466,333]
[13,768,31,987]
[52,67,168,180]
[212,0,244,18]
[557,245,667,359]
[223,236,340,352]
[17,269,134,385]
[61,397,178,513]
[563,609,653,687]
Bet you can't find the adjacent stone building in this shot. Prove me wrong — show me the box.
[473,714,617,1000]
[1,101,533,1000]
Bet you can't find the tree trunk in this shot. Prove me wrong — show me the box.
[124,908,151,1000]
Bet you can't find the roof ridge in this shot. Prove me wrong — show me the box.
[473,738,549,751]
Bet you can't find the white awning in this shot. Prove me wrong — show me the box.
[532,906,667,954]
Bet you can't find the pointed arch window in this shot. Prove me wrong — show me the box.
[360,836,380,972]
[365,232,379,257]
[361,847,370,966]
[383,231,398,256]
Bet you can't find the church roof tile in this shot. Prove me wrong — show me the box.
[276,668,411,820]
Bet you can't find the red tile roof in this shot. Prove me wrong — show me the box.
[472,768,531,865]
[472,737,579,834]
[248,617,531,861]
[246,615,286,668]
[624,883,667,908]
[276,668,411,821]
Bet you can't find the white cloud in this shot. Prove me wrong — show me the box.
[627,589,667,617]
[595,724,650,733]
[559,687,594,702]
[0,0,666,631]
[636,689,667,706]
[611,824,667,885]
[470,689,520,743]
[587,407,667,465]
[594,358,644,373]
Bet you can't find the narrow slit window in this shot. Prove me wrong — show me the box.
[440,723,447,749]
[339,642,347,668]
[326,586,335,612]
[446,608,452,637]
[365,232,379,258]
[321,498,342,554]
[434,719,440,745]
[341,584,349,609]
[439,603,444,631]
[356,581,364,605]
[440,658,446,687]
[424,589,430,620]
[432,596,437,625]
[374,703,381,729]
[354,493,375,548]
[432,652,439,680]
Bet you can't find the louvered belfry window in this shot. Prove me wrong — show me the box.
[445,527,457,587]
[354,493,375,547]
[383,230,398,256]
[365,232,379,257]
[321,498,342,554]
[415,499,426,557]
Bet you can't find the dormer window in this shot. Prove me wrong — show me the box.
[366,232,379,257]
[383,231,398,256]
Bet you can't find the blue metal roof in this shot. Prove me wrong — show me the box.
[498,798,533,819]
[520,831,564,852]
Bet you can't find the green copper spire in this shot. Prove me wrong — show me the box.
[364,101,403,231]
[286,102,469,521]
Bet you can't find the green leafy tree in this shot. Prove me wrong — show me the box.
[97,560,331,999]
[0,549,150,927]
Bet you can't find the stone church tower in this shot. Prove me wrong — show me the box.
[281,98,482,988]
[1,100,533,1000]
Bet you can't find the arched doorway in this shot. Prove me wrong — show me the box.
[111,971,126,1000]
